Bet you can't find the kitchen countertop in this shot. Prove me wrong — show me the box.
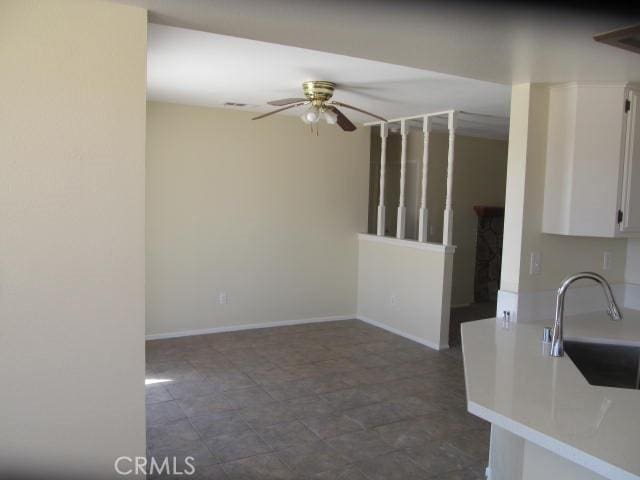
[461,309,640,480]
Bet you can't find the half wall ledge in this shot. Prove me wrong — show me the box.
[357,233,457,254]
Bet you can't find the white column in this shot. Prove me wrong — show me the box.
[418,116,431,243]
[443,112,457,246]
[376,123,388,236]
[396,120,408,239]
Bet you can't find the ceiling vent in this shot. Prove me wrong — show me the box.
[594,24,640,54]
[224,102,248,107]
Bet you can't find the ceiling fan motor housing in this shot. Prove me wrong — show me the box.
[303,81,336,106]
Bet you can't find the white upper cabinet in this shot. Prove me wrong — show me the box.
[542,83,640,238]
[620,88,640,234]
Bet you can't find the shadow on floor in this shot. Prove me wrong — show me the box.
[449,302,497,347]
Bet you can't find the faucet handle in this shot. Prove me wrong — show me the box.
[542,327,552,343]
[500,311,511,329]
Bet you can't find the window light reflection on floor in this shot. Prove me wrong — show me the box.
[145,378,172,385]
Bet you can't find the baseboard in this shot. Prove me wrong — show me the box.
[145,315,355,341]
[356,315,445,351]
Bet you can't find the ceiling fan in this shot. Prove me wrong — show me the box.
[251,81,387,131]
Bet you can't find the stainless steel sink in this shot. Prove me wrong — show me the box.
[564,340,640,390]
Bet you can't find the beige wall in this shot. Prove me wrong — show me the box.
[430,133,508,306]
[370,130,508,306]
[626,240,640,285]
[522,442,607,480]
[0,1,147,478]
[146,102,370,336]
[625,239,640,285]
[500,85,532,294]
[501,84,627,297]
[357,236,453,349]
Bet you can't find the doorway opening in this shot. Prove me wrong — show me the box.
[449,206,504,347]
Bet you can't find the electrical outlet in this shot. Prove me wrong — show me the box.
[529,252,541,275]
[218,293,229,305]
[603,251,613,271]
[390,294,398,306]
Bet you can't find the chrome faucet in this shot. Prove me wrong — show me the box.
[550,272,623,357]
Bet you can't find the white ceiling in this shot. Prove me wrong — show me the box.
[148,24,511,137]
[118,0,640,85]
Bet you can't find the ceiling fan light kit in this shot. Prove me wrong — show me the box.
[301,106,321,124]
[300,105,338,125]
[323,109,338,124]
[252,80,387,132]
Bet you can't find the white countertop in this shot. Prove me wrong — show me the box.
[461,309,640,480]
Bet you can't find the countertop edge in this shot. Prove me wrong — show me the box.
[466,399,637,480]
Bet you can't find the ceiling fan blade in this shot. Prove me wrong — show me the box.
[267,98,307,106]
[251,102,308,120]
[330,101,387,122]
[328,106,356,132]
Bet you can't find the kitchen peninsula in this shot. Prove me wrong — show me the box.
[462,310,640,480]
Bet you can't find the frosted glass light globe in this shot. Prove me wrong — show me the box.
[304,109,320,123]
[323,110,338,125]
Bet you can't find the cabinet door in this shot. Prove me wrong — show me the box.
[620,88,640,233]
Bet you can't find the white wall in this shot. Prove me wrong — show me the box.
[0,1,147,478]
[356,235,454,349]
[146,102,370,337]
[499,84,628,321]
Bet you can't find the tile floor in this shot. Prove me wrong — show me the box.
[146,319,489,479]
